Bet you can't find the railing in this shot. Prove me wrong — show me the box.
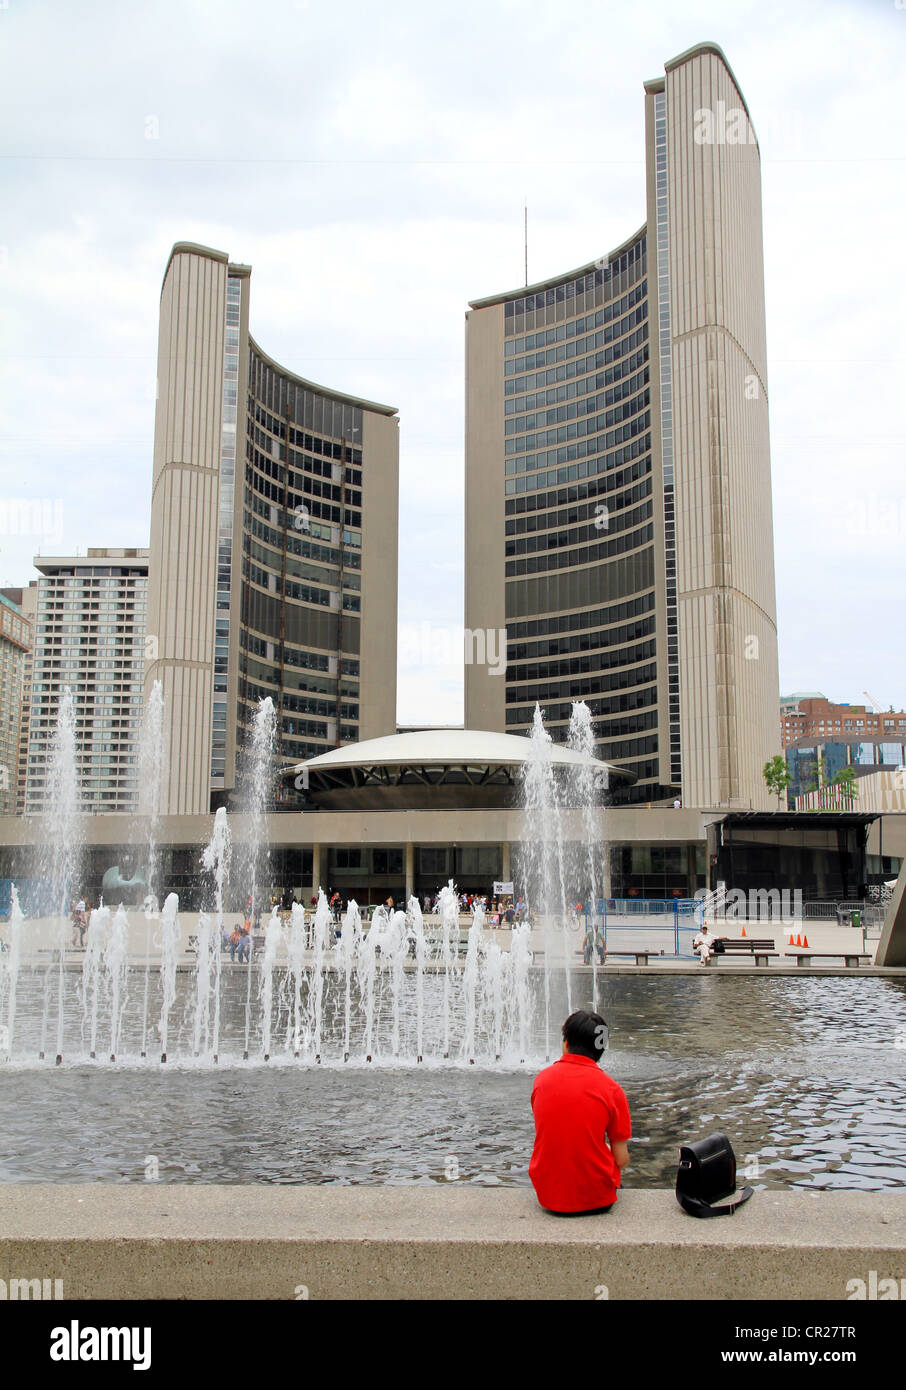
[587,895,888,955]
[590,899,700,956]
[802,901,884,928]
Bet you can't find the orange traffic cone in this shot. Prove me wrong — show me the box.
[741,925,747,937]
[802,934,809,949]
[794,934,802,947]
[788,933,795,946]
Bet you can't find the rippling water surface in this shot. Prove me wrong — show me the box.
[1,973,904,1189]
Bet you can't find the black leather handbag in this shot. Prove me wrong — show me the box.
[676,1133,754,1218]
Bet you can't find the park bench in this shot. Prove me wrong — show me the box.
[703,938,778,967]
[600,949,663,966]
[784,950,873,968]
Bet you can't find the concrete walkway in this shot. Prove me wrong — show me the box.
[1,1185,904,1300]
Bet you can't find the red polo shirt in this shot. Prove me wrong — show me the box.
[529,1053,631,1212]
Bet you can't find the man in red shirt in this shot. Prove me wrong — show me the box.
[529,1009,631,1215]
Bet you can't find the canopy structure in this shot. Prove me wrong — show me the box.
[282,728,634,810]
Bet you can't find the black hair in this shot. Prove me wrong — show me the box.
[562,1009,608,1061]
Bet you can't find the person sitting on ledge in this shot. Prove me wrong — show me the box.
[528,1009,631,1216]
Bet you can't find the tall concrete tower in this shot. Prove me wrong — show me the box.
[147,243,399,816]
[465,43,779,809]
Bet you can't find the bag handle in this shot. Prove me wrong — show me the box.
[677,1186,754,1219]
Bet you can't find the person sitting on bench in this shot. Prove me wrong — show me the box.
[693,923,713,964]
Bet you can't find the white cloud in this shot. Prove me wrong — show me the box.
[1,0,904,715]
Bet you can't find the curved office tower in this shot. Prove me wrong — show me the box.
[147,243,399,816]
[465,43,779,809]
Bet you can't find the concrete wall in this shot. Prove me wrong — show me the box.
[876,860,906,967]
[146,245,227,817]
[463,298,507,734]
[1,1187,903,1300]
[0,805,710,850]
[358,409,400,741]
[658,46,779,811]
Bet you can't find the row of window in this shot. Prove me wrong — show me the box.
[249,446,363,511]
[245,535,360,594]
[250,400,364,466]
[506,522,653,578]
[241,629,359,679]
[247,512,362,564]
[244,559,362,613]
[508,371,649,430]
[507,306,647,380]
[505,342,649,400]
[505,282,647,358]
[503,239,645,322]
[39,570,148,580]
[507,487,652,553]
[506,428,651,496]
[506,375,650,437]
[509,617,655,664]
[245,475,362,532]
[241,680,358,723]
[507,384,649,457]
[507,639,657,686]
[506,470,651,539]
[507,660,657,706]
[506,465,651,521]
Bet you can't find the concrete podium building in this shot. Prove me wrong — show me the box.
[465,43,780,810]
[147,243,399,817]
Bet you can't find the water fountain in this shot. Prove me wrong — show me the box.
[1,695,609,1068]
[259,906,283,1062]
[518,705,571,1058]
[288,900,307,1058]
[157,893,180,1063]
[567,700,607,1010]
[3,690,906,1201]
[200,807,231,1062]
[240,698,277,1060]
[138,679,165,1058]
[0,887,23,1060]
[42,687,80,1065]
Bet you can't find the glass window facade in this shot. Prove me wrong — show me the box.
[236,346,366,778]
[499,235,669,801]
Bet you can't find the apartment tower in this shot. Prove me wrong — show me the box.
[24,550,148,814]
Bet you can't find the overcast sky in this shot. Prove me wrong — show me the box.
[1,0,904,726]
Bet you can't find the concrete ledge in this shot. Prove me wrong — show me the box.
[1,1187,905,1300]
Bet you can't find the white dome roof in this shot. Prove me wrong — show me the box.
[285,727,624,776]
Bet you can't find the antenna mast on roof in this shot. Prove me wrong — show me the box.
[524,201,528,287]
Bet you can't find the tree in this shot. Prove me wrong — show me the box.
[763,755,792,808]
[805,755,829,795]
[831,765,858,805]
